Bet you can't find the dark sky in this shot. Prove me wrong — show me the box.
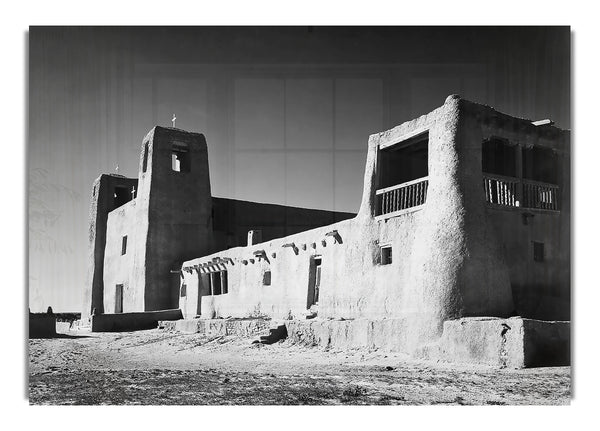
[28,26,570,311]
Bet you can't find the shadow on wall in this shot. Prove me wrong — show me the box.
[511,285,570,321]
[29,313,56,338]
[91,309,183,332]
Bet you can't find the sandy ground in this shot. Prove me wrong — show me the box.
[28,326,571,405]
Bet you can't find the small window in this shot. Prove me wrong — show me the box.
[533,242,544,262]
[263,270,272,286]
[142,142,149,173]
[121,236,127,255]
[171,144,190,173]
[381,246,392,265]
[180,284,187,297]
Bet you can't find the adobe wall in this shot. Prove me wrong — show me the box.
[211,197,355,248]
[417,317,570,368]
[91,309,182,332]
[83,174,137,320]
[486,209,570,320]
[103,199,137,313]
[181,96,569,355]
[367,96,514,350]
[29,313,57,338]
[471,111,570,320]
[139,127,214,311]
[182,219,353,320]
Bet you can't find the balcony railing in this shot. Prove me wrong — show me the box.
[376,176,428,216]
[483,174,559,211]
[522,179,559,211]
[483,174,519,207]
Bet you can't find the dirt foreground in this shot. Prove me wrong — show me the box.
[28,327,570,405]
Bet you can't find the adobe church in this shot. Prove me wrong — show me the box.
[84,95,570,366]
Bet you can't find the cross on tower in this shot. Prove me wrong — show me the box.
[172,114,177,128]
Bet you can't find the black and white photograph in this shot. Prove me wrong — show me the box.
[6,3,598,423]
[25,24,574,406]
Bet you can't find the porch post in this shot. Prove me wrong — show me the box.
[516,144,523,206]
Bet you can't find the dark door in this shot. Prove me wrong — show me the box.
[307,257,322,308]
[115,284,123,313]
[314,260,322,304]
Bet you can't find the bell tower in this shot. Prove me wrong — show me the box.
[131,126,214,311]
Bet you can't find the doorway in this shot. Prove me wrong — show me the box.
[307,256,322,309]
[115,284,123,313]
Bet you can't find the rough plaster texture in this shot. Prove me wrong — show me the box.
[103,200,136,313]
[138,127,214,311]
[179,95,569,358]
[160,317,272,336]
[92,126,353,318]
[285,316,569,368]
[88,95,569,362]
[83,174,138,320]
[285,319,409,351]
[459,99,570,321]
[417,317,569,368]
[91,309,182,332]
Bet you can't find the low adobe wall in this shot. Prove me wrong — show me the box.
[91,309,183,332]
[160,317,272,336]
[417,317,570,368]
[286,316,569,368]
[286,318,410,352]
[29,313,57,338]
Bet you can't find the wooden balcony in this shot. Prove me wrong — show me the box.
[376,176,428,217]
[483,174,519,207]
[522,179,559,211]
[483,174,559,211]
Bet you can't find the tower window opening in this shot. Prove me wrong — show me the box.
[113,186,130,209]
[142,142,149,173]
[171,143,190,173]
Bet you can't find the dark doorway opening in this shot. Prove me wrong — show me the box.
[210,272,222,295]
[307,256,322,309]
[115,284,123,313]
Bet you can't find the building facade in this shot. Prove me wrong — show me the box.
[83,128,354,320]
[86,95,570,354]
